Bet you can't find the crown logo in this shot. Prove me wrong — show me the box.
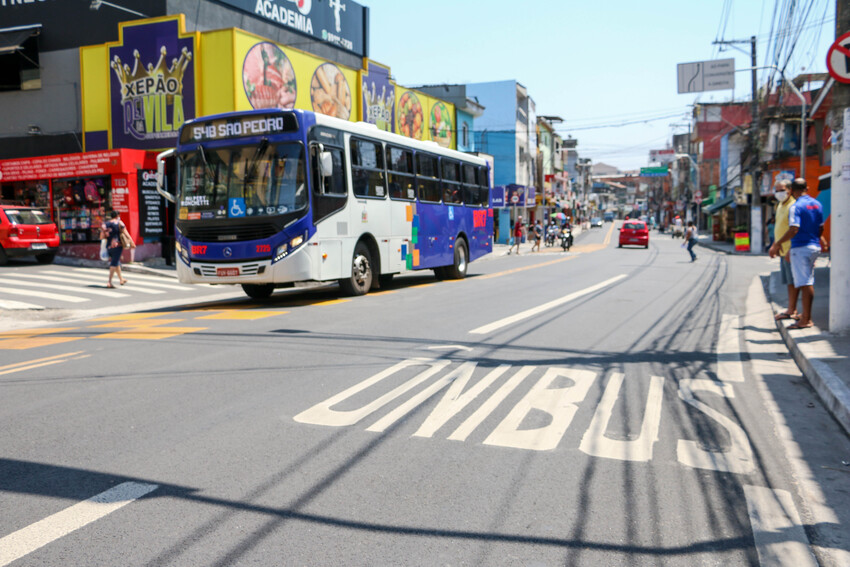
[111,45,192,102]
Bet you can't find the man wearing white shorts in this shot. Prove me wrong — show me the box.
[769,178,826,329]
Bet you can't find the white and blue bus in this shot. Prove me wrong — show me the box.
[156,109,493,299]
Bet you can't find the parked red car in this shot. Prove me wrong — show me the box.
[618,220,649,249]
[0,205,61,265]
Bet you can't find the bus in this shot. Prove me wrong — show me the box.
[156,109,493,299]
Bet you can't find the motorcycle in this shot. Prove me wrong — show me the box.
[546,226,558,247]
[560,227,573,251]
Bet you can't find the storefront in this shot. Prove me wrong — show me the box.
[0,149,161,261]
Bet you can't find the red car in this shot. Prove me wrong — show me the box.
[0,205,61,265]
[618,220,649,249]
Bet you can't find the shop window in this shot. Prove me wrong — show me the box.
[0,27,41,92]
[54,177,110,243]
[350,138,386,199]
[0,181,51,213]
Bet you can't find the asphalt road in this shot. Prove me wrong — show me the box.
[2,223,849,566]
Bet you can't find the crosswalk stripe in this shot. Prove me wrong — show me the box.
[41,271,164,294]
[0,299,44,310]
[1,273,136,291]
[0,287,89,303]
[69,268,194,290]
[0,277,129,298]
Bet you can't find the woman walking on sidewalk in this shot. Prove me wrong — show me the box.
[100,211,128,288]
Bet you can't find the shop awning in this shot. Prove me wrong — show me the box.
[703,194,734,215]
[0,24,41,54]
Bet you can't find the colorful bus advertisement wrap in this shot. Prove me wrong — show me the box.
[237,32,358,122]
[108,17,196,150]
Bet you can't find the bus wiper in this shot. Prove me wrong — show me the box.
[197,144,215,182]
[245,138,269,187]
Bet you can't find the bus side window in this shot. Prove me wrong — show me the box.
[462,163,477,206]
[477,165,490,206]
[387,146,415,201]
[311,145,346,224]
[416,153,441,203]
[350,138,386,199]
[442,159,462,204]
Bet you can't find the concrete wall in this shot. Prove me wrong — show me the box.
[0,49,84,159]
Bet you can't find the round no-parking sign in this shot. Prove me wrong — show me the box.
[827,31,850,84]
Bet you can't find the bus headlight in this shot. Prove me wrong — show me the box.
[273,232,307,263]
[274,243,288,262]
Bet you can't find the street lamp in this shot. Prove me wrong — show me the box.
[89,0,148,17]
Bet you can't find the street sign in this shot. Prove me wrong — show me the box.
[677,58,735,94]
[510,195,519,204]
[827,31,850,84]
[694,190,703,201]
[640,166,669,177]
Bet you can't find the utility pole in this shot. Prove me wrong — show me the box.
[749,35,763,255]
[830,0,850,333]
[712,37,762,252]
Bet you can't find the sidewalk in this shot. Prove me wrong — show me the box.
[765,262,850,435]
[697,235,768,255]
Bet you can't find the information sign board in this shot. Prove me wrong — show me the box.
[677,58,735,93]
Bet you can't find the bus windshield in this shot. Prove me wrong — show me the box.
[179,142,307,218]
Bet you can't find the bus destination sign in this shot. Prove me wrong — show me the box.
[180,113,298,144]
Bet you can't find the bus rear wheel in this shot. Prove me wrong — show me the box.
[339,242,373,296]
[443,239,468,280]
[241,283,275,300]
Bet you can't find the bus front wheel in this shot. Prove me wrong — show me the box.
[339,242,373,296]
[443,239,468,280]
[242,283,275,300]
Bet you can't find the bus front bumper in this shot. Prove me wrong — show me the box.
[176,246,314,285]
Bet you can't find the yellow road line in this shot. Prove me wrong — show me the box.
[479,255,578,280]
[603,221,616,246]
[0,350,86,376]
[0,351,85,372]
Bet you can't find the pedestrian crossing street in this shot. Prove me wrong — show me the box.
[0,267,207,310]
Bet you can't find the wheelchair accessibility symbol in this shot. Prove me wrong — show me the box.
[229,198,246,218]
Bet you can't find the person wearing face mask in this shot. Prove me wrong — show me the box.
[769,180,799,321]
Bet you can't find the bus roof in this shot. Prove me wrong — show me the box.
[180,109,489,167]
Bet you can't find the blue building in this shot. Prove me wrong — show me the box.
[465,80,536,243]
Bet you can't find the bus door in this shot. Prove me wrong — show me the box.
[349,137,392,269]
[386,145,416,273]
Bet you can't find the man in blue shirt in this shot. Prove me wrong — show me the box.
[768,178,826,329]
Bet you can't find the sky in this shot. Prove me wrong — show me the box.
[359,0,836,171]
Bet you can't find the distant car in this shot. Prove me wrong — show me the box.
[0,205,61,265]
[590,217,603,228]
[618,220,649,248]
[603,212,615,222]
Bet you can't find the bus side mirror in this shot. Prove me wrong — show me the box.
[319,151,333,178]
[156,148,177,204]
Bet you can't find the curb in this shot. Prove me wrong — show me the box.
[767,292,850,436]
[697,240,769,256]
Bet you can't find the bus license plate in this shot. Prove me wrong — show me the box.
[31,243,47,250]
[217,267,240,277]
